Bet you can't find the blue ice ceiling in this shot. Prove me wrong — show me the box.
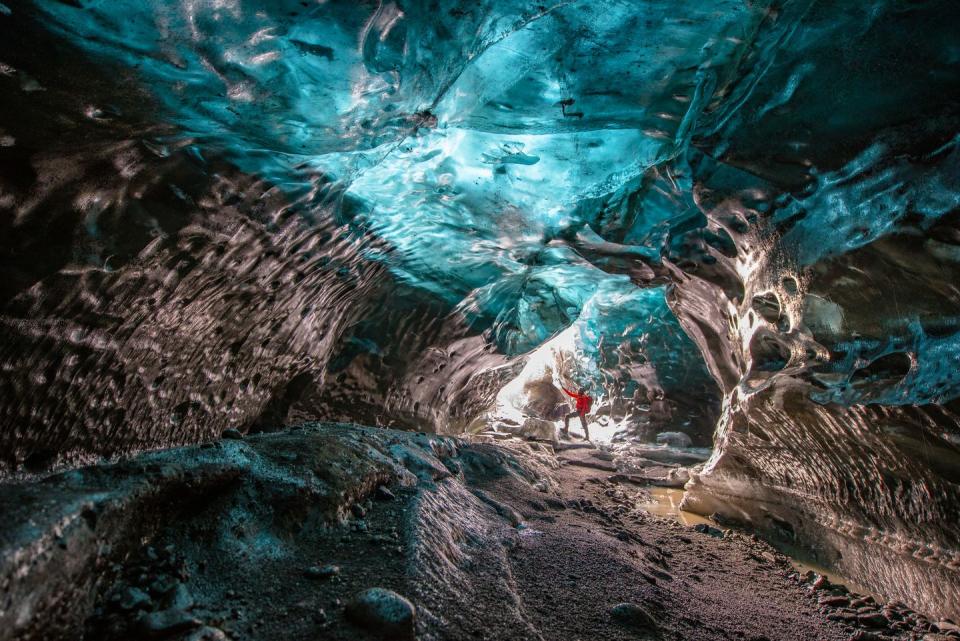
[2,0,960,466]
[25,0,740,391]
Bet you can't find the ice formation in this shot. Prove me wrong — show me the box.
[0,0,958,618]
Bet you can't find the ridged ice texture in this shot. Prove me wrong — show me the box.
[1,0,959,617]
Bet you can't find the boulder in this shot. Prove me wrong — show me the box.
[521,417,557,440]
[345,588,416,640]
[655,432,692,448]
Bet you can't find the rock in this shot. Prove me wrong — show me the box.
[179,627,232,641]
[662,467,690,488]
[521,417,557,441]
[375,485,396,501]
[345,588,416,640]
[305,564,340,580]
[543,497,566,510]
[221,428,244,440]
[137,609,202,639]
[610,602,657,630]
[148,576,179,597]
[692,523,724,538]
[829,613,858,623]
[351,503,367,518]
[119,586,152,611]
[655,432,692,448]
[858,613,889,628]
[812,574,831,590]
[471,488,523,526]
[818,595,851,608]
[165,583,195,610]
[935,621,960,634]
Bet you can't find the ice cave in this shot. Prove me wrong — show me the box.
[0,0,958,639]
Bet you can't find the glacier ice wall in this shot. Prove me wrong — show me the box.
[0,0,959,618]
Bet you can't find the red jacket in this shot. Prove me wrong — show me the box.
[562,387,592,414]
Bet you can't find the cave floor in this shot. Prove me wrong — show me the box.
[1,425,942,641]
[460,456,853,641]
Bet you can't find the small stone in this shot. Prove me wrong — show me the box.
[345,588,416,640]
[812,574,831,590]
[858,613,889,628]
[692,523,724,538]
[828,613,858,624]
[544,497,566,510]
[305,565,340,580]
[610,602,657,630]
[375,486,396,501]
[221,428,244,440]
[148,576,178,597]
[165,583,195,610]
[819,595,851,608]
[119,586,152,611]
[181,627,232,641]
[655,431,692,448]
[137,609,202,639]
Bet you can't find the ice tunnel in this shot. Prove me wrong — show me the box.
[1,0,959,639]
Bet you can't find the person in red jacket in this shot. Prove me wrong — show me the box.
[560,385,592,440]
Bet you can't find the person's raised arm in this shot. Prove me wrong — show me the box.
[561,385,576,398]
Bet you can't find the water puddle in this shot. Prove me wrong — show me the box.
[640,487,714,527]
[640,487,875,597]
